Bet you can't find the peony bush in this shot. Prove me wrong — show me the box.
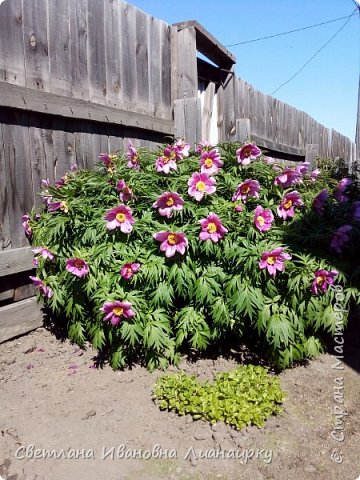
[23,140,360,370]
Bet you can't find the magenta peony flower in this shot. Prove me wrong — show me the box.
[330,225,352,253]
[232,179,260,203]
[188,172,216,201]
[70,163,78,172]
[313,189,329,215]
[277,191,304,220]
[47,200,68,213]
[234,204,244,212]
[41,178,50,188]
[236,143,261,165]
[29,276,53,298]
[199,149,223,175]
[153,231,188,258]
[253,206,274,232]
[174,138,190,158]
[274,168,301,188]
[32,247,55,261]
[199,213,228,243]
[152,192,184,218]
[104,205,135,233]
[126,141,140,170]
[311,269,338,295]
[120,262,140,280]
[101,300,136,326]
[352,201,360,222]
[116,179,134,202]
[55,175,68,188]
[66,258,90,278]
[22,214,32,238]
[99,153,117,171]
[259,247,292,276]
[334,178,352,203]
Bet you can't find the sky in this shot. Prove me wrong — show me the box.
[129,0,360,141]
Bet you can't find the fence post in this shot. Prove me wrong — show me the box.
[305,144,319,169]
[235,118,251,143]
[174,97,202,146]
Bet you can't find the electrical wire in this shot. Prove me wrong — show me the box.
[270,8,357,96]
[225,11,358,47]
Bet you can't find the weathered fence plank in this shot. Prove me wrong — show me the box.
[69,0,90,100]
[87,0,107,104]
[0,247,33,277]
[0,297,43,344]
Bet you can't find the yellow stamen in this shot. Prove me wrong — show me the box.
[113,307,124,316]
[166,197,174,207]
[284,199,293,209]
[241,185,250,194]
[167,234,177,245]
[204,158,213,168]
[116,212,126,223]
[316,276,325,285]
[257,215,265,226]
[169,151,176,160]
[207,222,217,234]
[267,256,276,265]
[196,181,206,191]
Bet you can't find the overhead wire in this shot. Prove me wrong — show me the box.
[225,11,358,47]
[270,8,358,95]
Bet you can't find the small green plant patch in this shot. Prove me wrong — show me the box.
[153,365,286,430]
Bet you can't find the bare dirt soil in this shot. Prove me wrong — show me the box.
[1,322,359,480]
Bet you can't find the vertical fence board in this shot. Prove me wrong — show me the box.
[69,0,90,100]
[120,2,137,106]
[0,0,25,86]
[87,0,107,104]
[22,0,50,92]
[135,8,150,113]
[48,0,71,96]
[52,119,76,179]
[104,0,121,108]
[0,123,11,250]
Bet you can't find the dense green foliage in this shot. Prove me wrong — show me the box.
[153,365,286,429]
[26,141,360,370]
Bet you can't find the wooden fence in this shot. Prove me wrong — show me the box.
[0,1,356,342]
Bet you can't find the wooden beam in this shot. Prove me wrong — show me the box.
[0,297,43,343]
[0,81,174,135]
[251,134,305,159]
[0,247,34,277]
[173,20,236,69]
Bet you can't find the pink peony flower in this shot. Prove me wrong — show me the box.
[236,143,261,165]
[187,172,216,201]
[274,168,301,188]
[199,149,223,175]
[234,204,244,212]
[232,179,260,203]
[126,141,140,170]
[29,276,53,298]
[55,176,68,188]
[330,225,352,253]
[174,138,190,158]
[155,146,178,174]
[120,262,140,280]
[70,163,78,172]
[311,269,338,295]
[295,162,310,175]
[66,258,90,278]
[277,191,304,220]
[101,300,136,326]
[116,179,134,202]
[104,205,135,233]
[99,153,117,171]
[313,189,329,215]
[253,206,274,232]
[153,231,188,258]
[334,178,352,203]
[32,247,55,261]
[41,178,50,188]
[199,213,228,243]
[152,192,184,218]
[259,247,292,276]
[309,169,321,182]
[195,140,212,155]
[22,214,32,238]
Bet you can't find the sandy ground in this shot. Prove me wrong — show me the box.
[0,323,359,480]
